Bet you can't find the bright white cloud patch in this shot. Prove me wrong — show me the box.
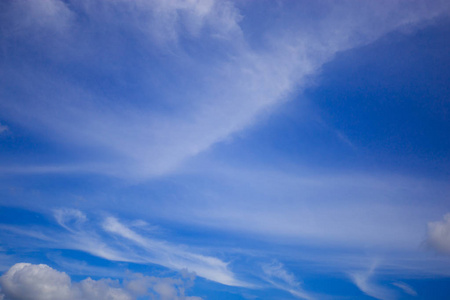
[0,263,131,300]
[0,263,201,300]
[426,213,450,255]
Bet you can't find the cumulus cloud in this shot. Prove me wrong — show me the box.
[426,213,450,255]
[0,263,201,300]
[0,263,131,300]
[125,271,202,300]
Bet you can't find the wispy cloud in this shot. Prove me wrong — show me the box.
[156,166,448,250]
[102,216,243,286]
[349,262,397,300]
[392,281,418,297]
[51,209,244,287]
[1,0,448,178]
[262,261,313,300]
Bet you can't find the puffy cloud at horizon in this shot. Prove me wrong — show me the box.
[0,263,201,300]
[426,213,450,256]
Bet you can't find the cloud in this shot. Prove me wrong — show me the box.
[125,271,202,300]
[392,282,418,297]
[350,262,396,300]
[2,0,73,38]
[0,263,201,300]
[1,0,449,178]
[54,208,87,232]
[49,209,243,287]
[101,217,243,286]
[0,124,8,135]
[158,166,448,250]
[261,261,312,300]
[426,213,450,255]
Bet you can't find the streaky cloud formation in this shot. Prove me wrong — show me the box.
[102,216,243,287]
[0,263,201,300]
[350,262,397,300]
[1,0,450,299]
[0,208,246,288]
[0,0,449,177]
[262,261,312,300]
[392,282,418,297]
[53,209,243,287]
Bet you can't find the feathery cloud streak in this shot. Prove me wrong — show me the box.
[50,209,244,287]
[0,0,449,177]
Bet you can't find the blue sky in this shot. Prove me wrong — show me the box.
[1,0,450,299]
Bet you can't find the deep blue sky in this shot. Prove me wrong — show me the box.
[1,1,450,299]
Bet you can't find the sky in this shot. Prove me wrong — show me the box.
[0,0,450,299]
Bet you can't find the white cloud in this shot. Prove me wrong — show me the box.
[156,167,448,250]
[426,213,450,255]
[0,0,449,178]
[350,263,396,300]
[101,217,243,287]
[125,272,202,300]
[392,282,418,297]
[46,210,245,287]
[54,208,87,233]
[0,263,201,300]
[262,261,312,300]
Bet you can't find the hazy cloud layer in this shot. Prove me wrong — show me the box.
[0,0,448,177]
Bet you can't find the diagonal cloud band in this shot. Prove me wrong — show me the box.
[1,0,449,177]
